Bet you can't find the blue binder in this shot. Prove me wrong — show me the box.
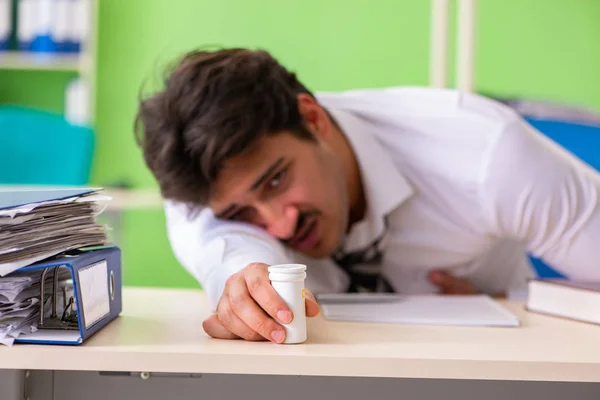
[0,187,98,210]
[13,246,122,345]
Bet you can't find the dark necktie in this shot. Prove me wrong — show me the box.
[332,230,394,293]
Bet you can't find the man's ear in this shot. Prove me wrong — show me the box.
[297,93,330,139]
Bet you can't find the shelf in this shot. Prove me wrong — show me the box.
[0,51,83,72]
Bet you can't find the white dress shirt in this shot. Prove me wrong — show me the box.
[165,87,600,309]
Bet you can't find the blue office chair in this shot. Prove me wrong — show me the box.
[525,117,600,279]
[0,105,95,186]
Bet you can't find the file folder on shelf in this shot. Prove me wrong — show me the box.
[13,246,122,345]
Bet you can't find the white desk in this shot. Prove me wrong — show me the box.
[2,287,600,400]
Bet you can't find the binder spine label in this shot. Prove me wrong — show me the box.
[78,260,110,329]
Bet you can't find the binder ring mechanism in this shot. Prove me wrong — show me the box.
[39,266,78,330]
[110,270,115,301]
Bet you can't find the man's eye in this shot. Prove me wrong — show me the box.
[229,208,253,222]
[268,170,286,188]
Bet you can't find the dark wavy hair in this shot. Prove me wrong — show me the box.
[135,48,316,208]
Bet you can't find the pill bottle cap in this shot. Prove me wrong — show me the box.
[268,264,307,282]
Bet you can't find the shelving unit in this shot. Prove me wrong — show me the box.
[0,50,80,71]
[0,0,99,123]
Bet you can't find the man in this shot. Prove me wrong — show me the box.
[135,48,600,344]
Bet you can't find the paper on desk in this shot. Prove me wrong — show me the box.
[0,190,108,219]
[0,298,39,317]
[0,197,77,218]
[0,226,105,252]
[316,293,520,327]
[0,188,102,208]
[0,249,67,277]
[0,272,39,300]
[0,269,63,346]
[0,305,41,343]
[0,214,37,226]
[0,189,109,250]
[0,202,100,228]
[0,188,110,344]
[0,282,52,304]
[0,211,95,235]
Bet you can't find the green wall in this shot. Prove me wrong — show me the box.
[93,0,600,190]
[2,0,599,288]
[0,70,77,112]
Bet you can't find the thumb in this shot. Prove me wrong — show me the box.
[304,288,320,317]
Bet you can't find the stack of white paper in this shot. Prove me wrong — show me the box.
[0,188,111,276]
[316,293,520,327]
[0,188,110,346]
[0,269,66,346]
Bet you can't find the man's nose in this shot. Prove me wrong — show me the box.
[260,205,298,240]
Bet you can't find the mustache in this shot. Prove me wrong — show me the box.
[282,210,320,244]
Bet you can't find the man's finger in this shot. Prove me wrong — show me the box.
[202,314,239,340]
[429,270,478,295]
[228,276,287,343]
[304,288,321,317]
[429,271,453,291]
[217,296,268,342]
[452,277,478,295]
[244,262,294,325]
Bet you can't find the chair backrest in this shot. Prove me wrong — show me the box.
[527,117,600,172]
[0,105,95,185]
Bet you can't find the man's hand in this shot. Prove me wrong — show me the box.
[428,270,479,295]
[202,262,320,343]
[428,270,507,298]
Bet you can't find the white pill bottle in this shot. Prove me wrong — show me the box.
[268,264,307,344]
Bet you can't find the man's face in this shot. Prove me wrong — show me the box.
[208,132,349,259]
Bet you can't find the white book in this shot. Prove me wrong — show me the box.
[316,293,520,327]
[526,279,600,325]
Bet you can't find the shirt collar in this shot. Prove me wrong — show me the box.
[326,107,414,253]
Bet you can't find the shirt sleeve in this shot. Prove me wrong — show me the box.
[479,116,600,280]
[164,201,292,309]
